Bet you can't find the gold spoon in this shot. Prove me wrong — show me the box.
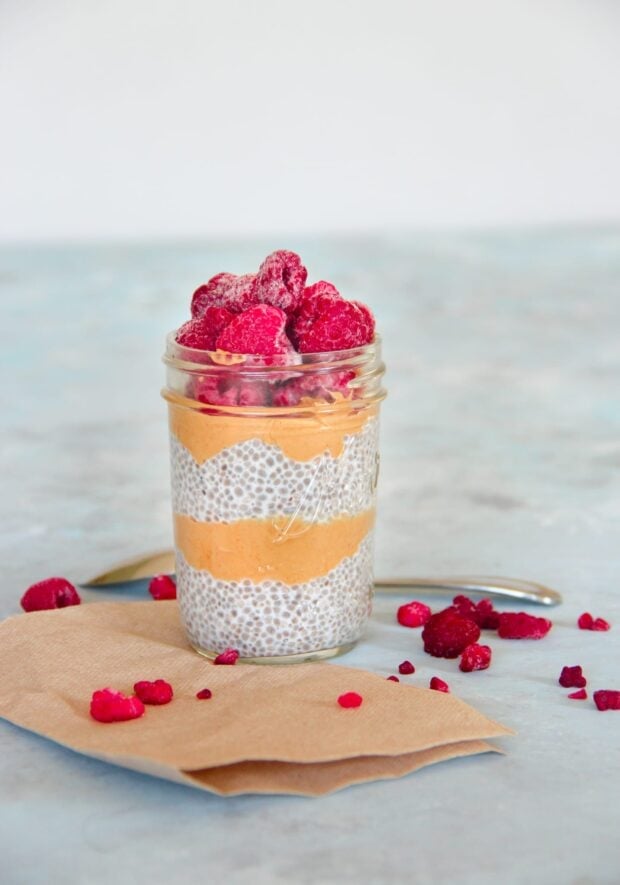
[82,549,562,606]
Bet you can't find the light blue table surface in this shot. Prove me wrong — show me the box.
[1,231,619,884]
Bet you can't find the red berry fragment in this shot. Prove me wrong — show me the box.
[256,250,308,313]
[422,610,481,658]
[578,612,611,631]
[133,679,174,705]
[451,595,500,630]
[148,574,177,601]
[196,688,213,700]
[398,660,415,675]
[216,305,294,356]
[90,688,145,723]
[191,272,258,316]
[213,648,239,665]
[272,369,355,407]
[20,577,81,612]
[429,677,450,693]
[567,688,588,700]
[387,675,400,682]
[593,690,620,711]
[558,665,587,689]
[459,643,492,672]
[176,307,234,350]
[497,612,552,640]
[295,299,375,353]
[337,691,363,708]
[397,600,432,628]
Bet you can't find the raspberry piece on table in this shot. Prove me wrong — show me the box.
[148,574,177,600]
[459,643,492,672]
[450,595,501,630]
[593,690,620,711]
[567,688,588,700]
[397,600,432,628]
[398,660,415,675]
[387,675,400,682]
[191,273,258,316]
[213,648,239,665]
[422,609,481,658]
[498,612,552,640]
[578,612,611,631]
[216,305,294,356]
[176,307,235,351]
[256,250,308,313]
[296,299,375,353]
[133,679,174,705]
[430,677,450,693]
[196,688,213,700]
[90,688,145,723]
[20,577,81,612]
[559,665,587,689]
[337,692,363,708]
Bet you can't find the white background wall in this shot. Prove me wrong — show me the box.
[1,0,619,240]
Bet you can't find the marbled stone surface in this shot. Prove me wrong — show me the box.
[1,231,619,884]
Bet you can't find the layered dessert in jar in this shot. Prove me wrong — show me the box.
[163,250,386,662]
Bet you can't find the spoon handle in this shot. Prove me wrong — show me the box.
[374,576,561,606]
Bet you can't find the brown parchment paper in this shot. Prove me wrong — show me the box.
[0,601,512,796]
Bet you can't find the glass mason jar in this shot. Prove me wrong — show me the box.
[162,334,386,663]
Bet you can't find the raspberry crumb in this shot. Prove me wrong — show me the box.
[578,612,611,631]
[90,688,145,723]
[559,665,587,689]
[387,675,400,682]
[397,601,432,628]
[497,612,552,640]
[196,688,213,700]
[593,690,620,711]
[148,574,177,601]
[337,692,363,708]
[459,643,492,672]
[567,689,588,700]
[429,677,450,693]
[422,609,481,658]
[213,648,239,665]
[133,679,174,705]
[20,577,81,612]
[398,660,415,675]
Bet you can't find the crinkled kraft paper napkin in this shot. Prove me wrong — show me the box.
[0,602,512,796]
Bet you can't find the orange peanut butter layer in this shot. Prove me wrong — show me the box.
[167,401,378,463]
[173,510,375,583]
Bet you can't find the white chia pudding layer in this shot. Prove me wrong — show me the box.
[176,535,374,658]
[170,416,379,523]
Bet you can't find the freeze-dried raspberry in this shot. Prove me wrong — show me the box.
[216,305,294,356]
[176,307,234,350]
[498,612,552,640]
[387,675,400,682]
[256,250,308,313]
[398,660,415,675]
[20,577,81,612]
[289,284,342,346]
[213,648,239,665]
[422,610,481,658]
[90,688,145,723]
[578,612,611,631]
[148,574,177,601]
[304,280,341,301]
[558,665,586,689]
[430,677,450,693]
[567,689,588,700]
[133,679,174,705]
[191,273,258,316]
[296,299,375,353]
[397,600,432,628]
[460,643,492,672]
[337,692,363,708]
[272,369,356,407]
[450,595,500,630]
[593,690,620,711]
[196,688,213,700]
